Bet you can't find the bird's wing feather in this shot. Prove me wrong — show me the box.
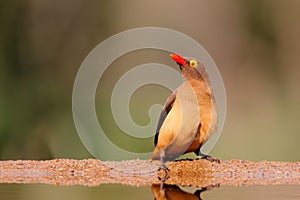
[154,91,176,146]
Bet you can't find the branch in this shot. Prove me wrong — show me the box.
[0,159,299,187]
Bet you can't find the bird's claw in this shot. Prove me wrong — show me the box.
[158,163,170,182]
[158,163,170,172]
[202,155,220,164]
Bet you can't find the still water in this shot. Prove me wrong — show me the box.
[0,184,299,200]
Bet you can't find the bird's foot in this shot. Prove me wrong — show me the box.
[174,158,194,162]
[157,165,169,194]
[195,150,220,163]
[158,173,169,181]
[158,163,170,172]
[201,155,220,164]
[157,162,170,183]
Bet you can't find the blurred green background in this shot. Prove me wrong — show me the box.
[0,0,299,162]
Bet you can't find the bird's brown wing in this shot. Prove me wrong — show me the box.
[154,91,176,146]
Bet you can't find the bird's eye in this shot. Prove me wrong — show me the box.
[189,60,197,68]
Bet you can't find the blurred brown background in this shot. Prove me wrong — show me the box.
[0,0,299,161]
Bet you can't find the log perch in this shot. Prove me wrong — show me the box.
[0,159,299,187]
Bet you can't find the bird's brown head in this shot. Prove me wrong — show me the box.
[170,53,206,81]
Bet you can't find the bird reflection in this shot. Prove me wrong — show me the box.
[150,182,217,200]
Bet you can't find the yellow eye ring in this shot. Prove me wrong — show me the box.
[189,59,197,68]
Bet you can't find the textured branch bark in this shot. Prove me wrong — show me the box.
[0,159,299,187]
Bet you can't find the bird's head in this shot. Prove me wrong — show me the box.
[170,53,207,81]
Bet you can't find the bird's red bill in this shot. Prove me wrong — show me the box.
[170,54,187,66]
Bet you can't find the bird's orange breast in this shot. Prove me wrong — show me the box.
[187,79,217,152]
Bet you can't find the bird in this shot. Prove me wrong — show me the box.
[150,53,218,167]
[151,184,209,200]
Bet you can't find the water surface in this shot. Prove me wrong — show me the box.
[0,184,299,200]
